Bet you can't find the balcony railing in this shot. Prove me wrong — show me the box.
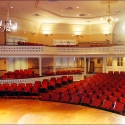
[0,45,125,56]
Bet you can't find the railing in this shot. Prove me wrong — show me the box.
[0,74,84,84]
[0,45,125,56]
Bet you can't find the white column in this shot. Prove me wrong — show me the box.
[39,57,42,76]
[84,57,86,77]
[7,57,14,71]
[103,57,106,73]
[20,58,27,70]
[14,58,21,70]
[88,57,90,72]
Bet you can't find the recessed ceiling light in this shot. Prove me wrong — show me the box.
[11,6,13,8]
[115,10,120,12]
[115,18,119,21]
[86,21,91,22]
[61,10,63,11]
[76,7,79,8]
[100,18,103,20]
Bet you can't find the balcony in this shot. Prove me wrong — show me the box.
[0,45,125,56]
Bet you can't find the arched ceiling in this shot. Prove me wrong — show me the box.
[0,0,125,34]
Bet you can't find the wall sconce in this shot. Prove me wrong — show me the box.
[31,32,35,35]
[45,34,52,36]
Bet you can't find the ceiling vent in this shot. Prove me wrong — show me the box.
[34,14,40,17]
[66,7,73,10]
[79,14,85,16]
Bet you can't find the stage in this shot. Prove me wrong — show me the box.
[0,99,124,124]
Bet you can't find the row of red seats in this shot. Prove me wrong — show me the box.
[40,82,125,115]
[108,71,125,75]
[0,75,73,97]
[5,69,34,75]
[39,76,73,93]
[1,73,39,79]
[1,69,39,79]
[17,41,48,46]
[56,45,79,47]
[0,82,40,99]
[39,73,125,115]
[46,70,82,76]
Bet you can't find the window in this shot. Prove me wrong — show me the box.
[6,35,28,45]
[106,57,112,66]
[117,57,123,66]
[53,39,76,45]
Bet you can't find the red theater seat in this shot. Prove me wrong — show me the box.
[111,102,125,115]
[100,100,113,110]
[60,94,70,103]
[69,95,80,105]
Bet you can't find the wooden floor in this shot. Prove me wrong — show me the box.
[0,99,125,124]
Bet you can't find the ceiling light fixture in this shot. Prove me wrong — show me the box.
[0,2,17,32]
[101,1,118,24]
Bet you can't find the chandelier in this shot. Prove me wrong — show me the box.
[101,2,118,24]
[0,2,17,32]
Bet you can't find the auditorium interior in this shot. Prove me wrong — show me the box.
[0,0,125,124]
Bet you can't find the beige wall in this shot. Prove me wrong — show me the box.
[0,29,112,45]
[90,58,103,73]
[42,58,54,73]
[28,58,39,74]
[0,32,5,44]
[0,58,7,76]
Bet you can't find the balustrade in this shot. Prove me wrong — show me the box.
[0,45,125,56]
